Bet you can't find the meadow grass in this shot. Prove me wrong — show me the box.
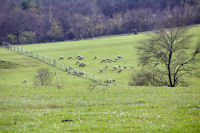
[0,25,200,132]
[20,25,200,86]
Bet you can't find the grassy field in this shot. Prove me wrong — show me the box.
[0,25,200,132]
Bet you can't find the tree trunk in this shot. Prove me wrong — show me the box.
[168,52,173,87]
[0,37,3,45]
[16,32,21,44]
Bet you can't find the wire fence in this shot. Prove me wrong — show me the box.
[2,41,122,87]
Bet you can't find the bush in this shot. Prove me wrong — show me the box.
[133,29,138,34]
[20,31,36,44]
[129,68,167,86]
[34,68,52,86]
[6,34,17,44]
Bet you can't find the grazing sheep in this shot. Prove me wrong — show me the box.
[106,78,111,83]
[68,56,73,59]
[76,55,81,59]
[115,58,119,61]
[59,56,64,60]
[118,68,122,73]
[101,59,106,63]
[117,55,123,59]
[35,74,39,78]
[106,78,115,83]
[124,66,127,69]
[155,62,160,65]
[94,56,98,59]
[113,66,117,70]
[65,67,70,72]
[23,79,28,84]
[107,58,114,62]
[54,72,57,76]
[67,66,73,71]
[99,69,104,72]
[74,70,78,74]
[79,72,85,75]
[78,56,84,60]
[79,63,86,67]
[75,61,80,64]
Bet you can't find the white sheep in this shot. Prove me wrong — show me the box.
[155,62,160,65]
[59,56,64,60]
[106,78,111,83]
[118,68,122,73]
[35,74,39,78]
[79,63,86,67]
[106,78,115,83]
[113,66,117,70]
[75,61,80,64]
[78,56,84,60]
[23,79,28,84]
[101,59,106,63]
[79,72,85,75]
[66,67,70,72]
[117,55,123,59]
[99,69,104,72]
[76,55,81,59]
[67,66,73,70]
[68,56,73,59]
[94,56,98,59]
[54,72,57,76]
[74,70,78,74]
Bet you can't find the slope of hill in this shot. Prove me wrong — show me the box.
[19,25,200,86]
[0,25,200,132]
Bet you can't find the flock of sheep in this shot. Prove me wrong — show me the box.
[56,55,135,84]
[22,54,161,84]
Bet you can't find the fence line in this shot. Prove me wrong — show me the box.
[2,41,123,87]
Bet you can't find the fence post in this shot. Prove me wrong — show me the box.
[17,46,19,53]
[21,47,23,55]
[42,56,45,62]
[53,59,56,67]
[49,57,51,64]
[31,51,33,57]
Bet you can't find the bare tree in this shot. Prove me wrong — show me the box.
[136,18,200,87]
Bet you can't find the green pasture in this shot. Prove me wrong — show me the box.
[0,25,200,132]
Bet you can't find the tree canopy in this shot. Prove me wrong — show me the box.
[0,0,200,44]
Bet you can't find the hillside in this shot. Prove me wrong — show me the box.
[0,25,200,132]
[18,24,200,86]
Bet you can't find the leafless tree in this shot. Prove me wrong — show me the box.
[136,18,200,87]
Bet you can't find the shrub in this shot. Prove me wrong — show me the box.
[133,29,138,34]
[129,68,168,86]
[20,31,36,44]
[34,68,52,86]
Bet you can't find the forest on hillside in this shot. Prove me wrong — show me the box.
[0,0,200,44]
